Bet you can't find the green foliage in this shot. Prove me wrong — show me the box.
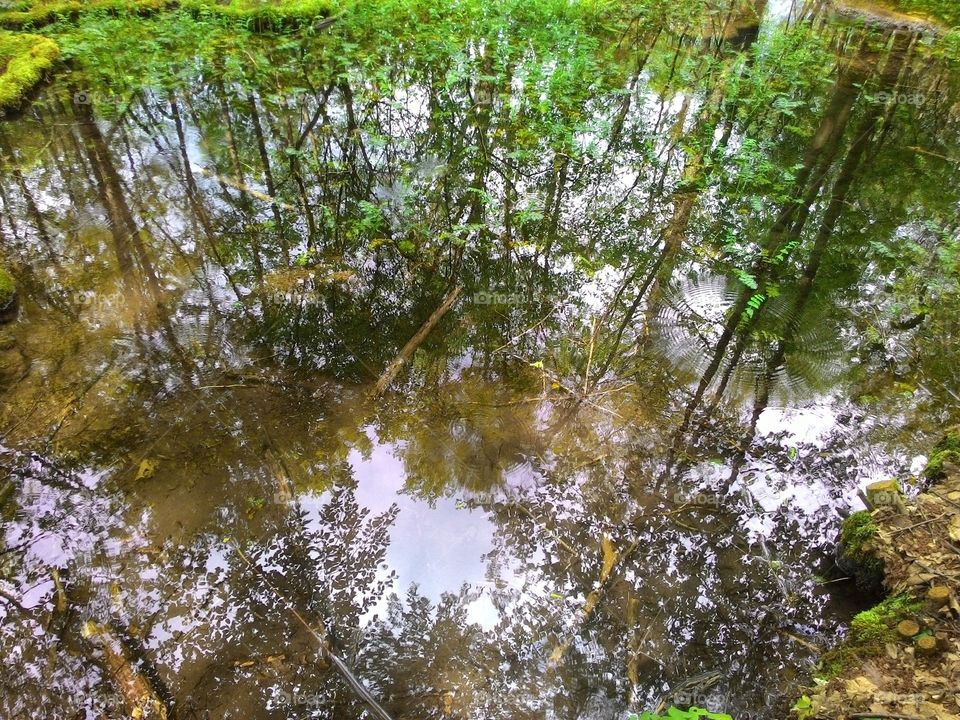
[923,427,960,481]
[180,0,335,30]
[892,0,960,26]
[741,292,765,322]
[45,9,242,95]
[628,708,732,720]
[0,29,59,110]
[0,0,173,29]
[0,0,331,30]
[0,266,15,306]
[792,695,813,720]
[816,593,922,680]
[724,22,833,136]
[735,270,757,290]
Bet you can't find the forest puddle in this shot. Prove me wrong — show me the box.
[2,0,960,718]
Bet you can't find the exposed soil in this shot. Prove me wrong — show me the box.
[805,470,960,718]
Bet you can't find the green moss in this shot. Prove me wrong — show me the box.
[1,0,333,32]
[0,30,59,110]
[840,511,877,552]
[850,593,922,643]
[0,267,14,306]
[816,644,864,681]
[837,511,884,593]
[0,0,173,29]
[180,0,335,30]
[816,593,923,680]
[923,427,960,482]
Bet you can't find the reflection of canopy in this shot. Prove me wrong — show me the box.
[1,2,957,718]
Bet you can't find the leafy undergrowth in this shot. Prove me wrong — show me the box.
[35,0,631,121]
[630,708,732,720]
[0,29,58,110]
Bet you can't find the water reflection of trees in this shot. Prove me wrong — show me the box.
[2,3,960,719]
[3,13,956,432]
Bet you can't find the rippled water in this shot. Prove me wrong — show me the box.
[1,1,959,718]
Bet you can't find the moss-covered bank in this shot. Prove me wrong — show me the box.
[0,29,59,111]
[0,0,337,109]
[795,458,960,719]
[0,267,14,306]
[0,267,17,323]
[836,511,884,594]
[180,0,336,30]
[0,0,173,29]
[0,0,333,30]
[813,593,923,681]
[923,426,960,482]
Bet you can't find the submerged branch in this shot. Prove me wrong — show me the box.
[372,285,463,397]
[81,620,170,720]
[198,167,295,210]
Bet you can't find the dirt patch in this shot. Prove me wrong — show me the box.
[799,461,960,719]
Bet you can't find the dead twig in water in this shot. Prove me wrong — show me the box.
[548,536,642,665]
[906,146,957,163]
[372,286,463,397]
[312,9,347,32]
[511,352,626,420]
[583,316,598,394]
[779,628,822,652]
[492,306,558,354]
[81,620,170,720]
[569,453,609,473]
[592,381,637,397]
[193,384,259,390]
[814,576,852,586]
[889,513,948,535]
[229,540,397,720]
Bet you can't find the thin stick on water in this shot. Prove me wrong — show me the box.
[492,305,558,354]
[583,316,598,394]
[229,540,396,720]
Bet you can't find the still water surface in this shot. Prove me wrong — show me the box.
[1,1,959,717]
